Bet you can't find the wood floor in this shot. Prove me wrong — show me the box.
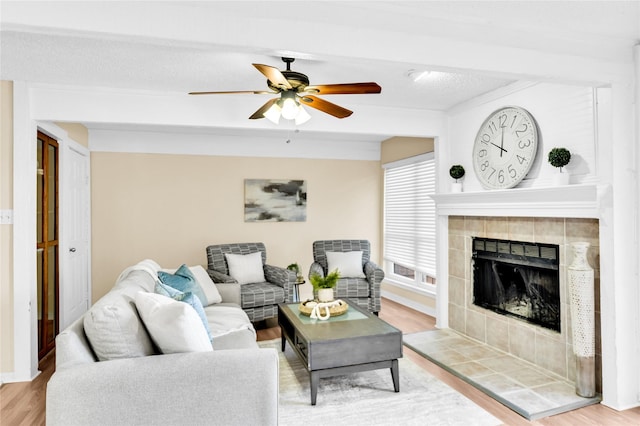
[2,298,640,425]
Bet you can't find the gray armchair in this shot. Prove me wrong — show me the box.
[206,242,296,322]
[309,240,384,314]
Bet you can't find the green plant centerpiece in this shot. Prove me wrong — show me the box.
[287,262,304,283]
[310,269,340,302]
[449,164,465,182]
[548,147,571,170]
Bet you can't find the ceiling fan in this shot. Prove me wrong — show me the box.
[189,57,382,124]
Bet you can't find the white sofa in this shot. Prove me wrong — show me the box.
[46,261,279,426]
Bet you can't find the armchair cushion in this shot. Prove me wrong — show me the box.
[224,252,266,285]
[326,251,366,278]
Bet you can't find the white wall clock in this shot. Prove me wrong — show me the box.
[472,106,539,189]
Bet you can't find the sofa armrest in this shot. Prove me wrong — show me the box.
[208,268,237,284]
[215,282,242,305]
[46,348,278,426]
[264,264,296,303]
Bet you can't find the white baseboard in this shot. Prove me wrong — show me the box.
[381,290,437,318]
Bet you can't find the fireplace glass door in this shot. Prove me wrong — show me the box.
[472,238,560,332]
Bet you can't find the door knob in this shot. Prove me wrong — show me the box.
[69,248,76,252]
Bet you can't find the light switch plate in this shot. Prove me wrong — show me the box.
[0,210,14,225]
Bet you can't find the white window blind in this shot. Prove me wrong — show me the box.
[383,153,436,277]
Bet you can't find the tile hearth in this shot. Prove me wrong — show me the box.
[404,329,601,420]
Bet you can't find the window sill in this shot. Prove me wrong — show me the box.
[382,278,436,298]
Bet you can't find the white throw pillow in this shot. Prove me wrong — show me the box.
[134,292,213,354]
[161,265,222,305]
[326,251,366,278]
[224,252,266,285]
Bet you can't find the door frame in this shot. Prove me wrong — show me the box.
[8,81,91,381]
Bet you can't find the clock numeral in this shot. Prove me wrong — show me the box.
[517,155,527,164]
[489,122,497,134]
[515,123,529,137]
[481,133,491,143]
[478,149,487,158]
[518,139,531,149]
[499,114,507,128]
[488,167,496,180]
[480,160,489,171]
[508,164,517,178]
[498,169,505,184]
[511,115,518,128]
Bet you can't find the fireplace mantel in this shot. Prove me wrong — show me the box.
[431,184,606,219]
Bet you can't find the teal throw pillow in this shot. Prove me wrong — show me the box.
[158,264,208,307]
[154,282,213,342]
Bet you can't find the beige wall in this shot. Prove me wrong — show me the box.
[1,81,14,374]
[379,136,436,310]
[91,152,382,302]
[54,122,89,147]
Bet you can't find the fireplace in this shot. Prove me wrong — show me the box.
[472,237,560,332]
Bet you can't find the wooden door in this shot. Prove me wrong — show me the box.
[37,131,59,361]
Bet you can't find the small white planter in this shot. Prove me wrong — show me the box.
[553,169,570,185]
[451,182,463,193]
[317,288,334,302]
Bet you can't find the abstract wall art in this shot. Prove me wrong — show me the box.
[244,179,307,222]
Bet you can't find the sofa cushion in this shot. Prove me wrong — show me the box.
[161,265,222,305]
[326,251,366,278]
[224,252,265,285]
[155,282,213,341]
[83,288,155,361]
[158,264,208,306]
[135,292,213,354]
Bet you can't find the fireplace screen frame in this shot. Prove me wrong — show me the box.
[472,237,561,332]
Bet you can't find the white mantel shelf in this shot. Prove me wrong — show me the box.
[431,184,606,219]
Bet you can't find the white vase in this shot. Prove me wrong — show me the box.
[317,288,334,302]
[568,242,595,398]
[451,182,463,193]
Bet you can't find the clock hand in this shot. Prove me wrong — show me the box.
[500,127,505,157]
[490,142,508,153]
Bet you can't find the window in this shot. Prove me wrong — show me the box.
[383,153,437,291]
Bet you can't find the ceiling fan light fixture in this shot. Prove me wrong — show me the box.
[294,105,311,125]
[264,103,282,124]
[280,97,299,120]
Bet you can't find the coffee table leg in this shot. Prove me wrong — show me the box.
[310,371,319,405]
[391,359,399,392]
[281,334,286,352]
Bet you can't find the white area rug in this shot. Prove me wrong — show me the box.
[259,339,501,426]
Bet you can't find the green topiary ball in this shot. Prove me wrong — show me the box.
[548,148,571,168]
[449,165,465,180]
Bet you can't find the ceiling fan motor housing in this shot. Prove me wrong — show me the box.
[268,70,309,91]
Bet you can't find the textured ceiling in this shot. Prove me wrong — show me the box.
[1,1,638,136]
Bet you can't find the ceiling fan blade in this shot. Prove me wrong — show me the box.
[253,64,292,90]
[304,82,381,95]
[299,95,353,119]
[249,98,278,119]
[189,90,275,95]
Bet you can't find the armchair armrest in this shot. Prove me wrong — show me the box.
[208,268,237,284]
[309,262,324,278]
[264,264,296,303]
[364,261,384,313]
[364,260,385,285]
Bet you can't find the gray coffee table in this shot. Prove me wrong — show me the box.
[278,299,402,405]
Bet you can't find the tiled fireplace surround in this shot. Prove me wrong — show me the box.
[447,215,601,392]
